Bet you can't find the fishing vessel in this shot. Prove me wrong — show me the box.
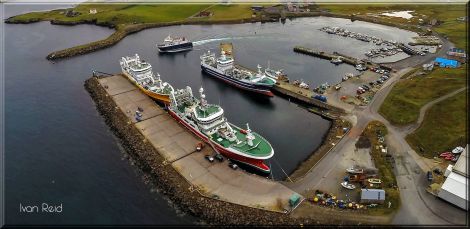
[200,50,276,96]
[120,54,174,104]
[264,61,286,81]
[157,34,193,53]
[168,86,274,173]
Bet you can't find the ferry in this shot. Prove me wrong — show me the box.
[200,50,276,96]
[157,34,193,53]
[168,86,274,173]
[120,54,174,104]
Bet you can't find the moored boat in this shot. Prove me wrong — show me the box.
[120,54,174,104]
[341,181,356,190]
[367,178,382,184]
[346,167,364,174]
[264,60,287,81]
[168,86,274,173]
[330,56,343,65]
[200,50,276,96]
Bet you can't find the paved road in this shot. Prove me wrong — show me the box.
[288,38,468,225]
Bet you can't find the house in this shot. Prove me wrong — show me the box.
[434,57,459,68]
[438,145,468,210]
[360,189,385,204]
[89,8,97,14]
[447,48,467,58]
[251,5,264,11]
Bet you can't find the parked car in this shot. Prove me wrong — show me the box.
[427,171,433,181]
[228,162,238,170]
[452,146,464,154]
[369,82,376,86]
[362,85,370,90]
[376,80,384,84]
[205,155,214,163]
[214,154,224,162]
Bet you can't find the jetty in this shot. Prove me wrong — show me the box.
[272,81,344,113]
[88,73,303,213]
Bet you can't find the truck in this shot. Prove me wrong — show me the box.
[313,94,327,103]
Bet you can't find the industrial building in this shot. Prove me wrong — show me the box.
[438,145,468,210]
[434,57,460,68]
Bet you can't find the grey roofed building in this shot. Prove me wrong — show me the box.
[360,189,385,204]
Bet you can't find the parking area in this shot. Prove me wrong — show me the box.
[325,69,390,108]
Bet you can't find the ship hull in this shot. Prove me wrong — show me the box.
[157,42,193,53]
[201,65,274,97]
[168,109,271,173]
[121,73,171,104]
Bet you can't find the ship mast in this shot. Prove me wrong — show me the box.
[199,87,207,109]
[245,123,255,146]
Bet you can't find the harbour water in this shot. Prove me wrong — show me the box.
[3,4,418,225]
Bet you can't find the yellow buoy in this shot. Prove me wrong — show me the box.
[314,197,318,202]
[348,203,353,208]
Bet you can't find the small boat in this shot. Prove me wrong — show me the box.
[264,60,286,80]
[367,178,382,184]
[341,181,356,190]
[330,56,343,65]
[346,167,364,174]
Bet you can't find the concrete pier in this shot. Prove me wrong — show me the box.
[272,81,344,113]
[96,74,302,213]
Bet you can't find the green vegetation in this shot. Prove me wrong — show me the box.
[379,67,467,125]
[6,4,255,25]
[406,90,468,158]
[361,121,400,215]
[204,4,255,21]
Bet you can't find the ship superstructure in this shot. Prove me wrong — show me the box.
[120,54,174,103]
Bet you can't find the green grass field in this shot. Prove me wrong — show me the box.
[379,67,467,125]
[406,90,467,158]
[9,4,212,25]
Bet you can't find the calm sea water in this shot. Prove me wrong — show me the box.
[2,4,417,225]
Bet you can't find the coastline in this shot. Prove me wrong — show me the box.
[5,11,426,61]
